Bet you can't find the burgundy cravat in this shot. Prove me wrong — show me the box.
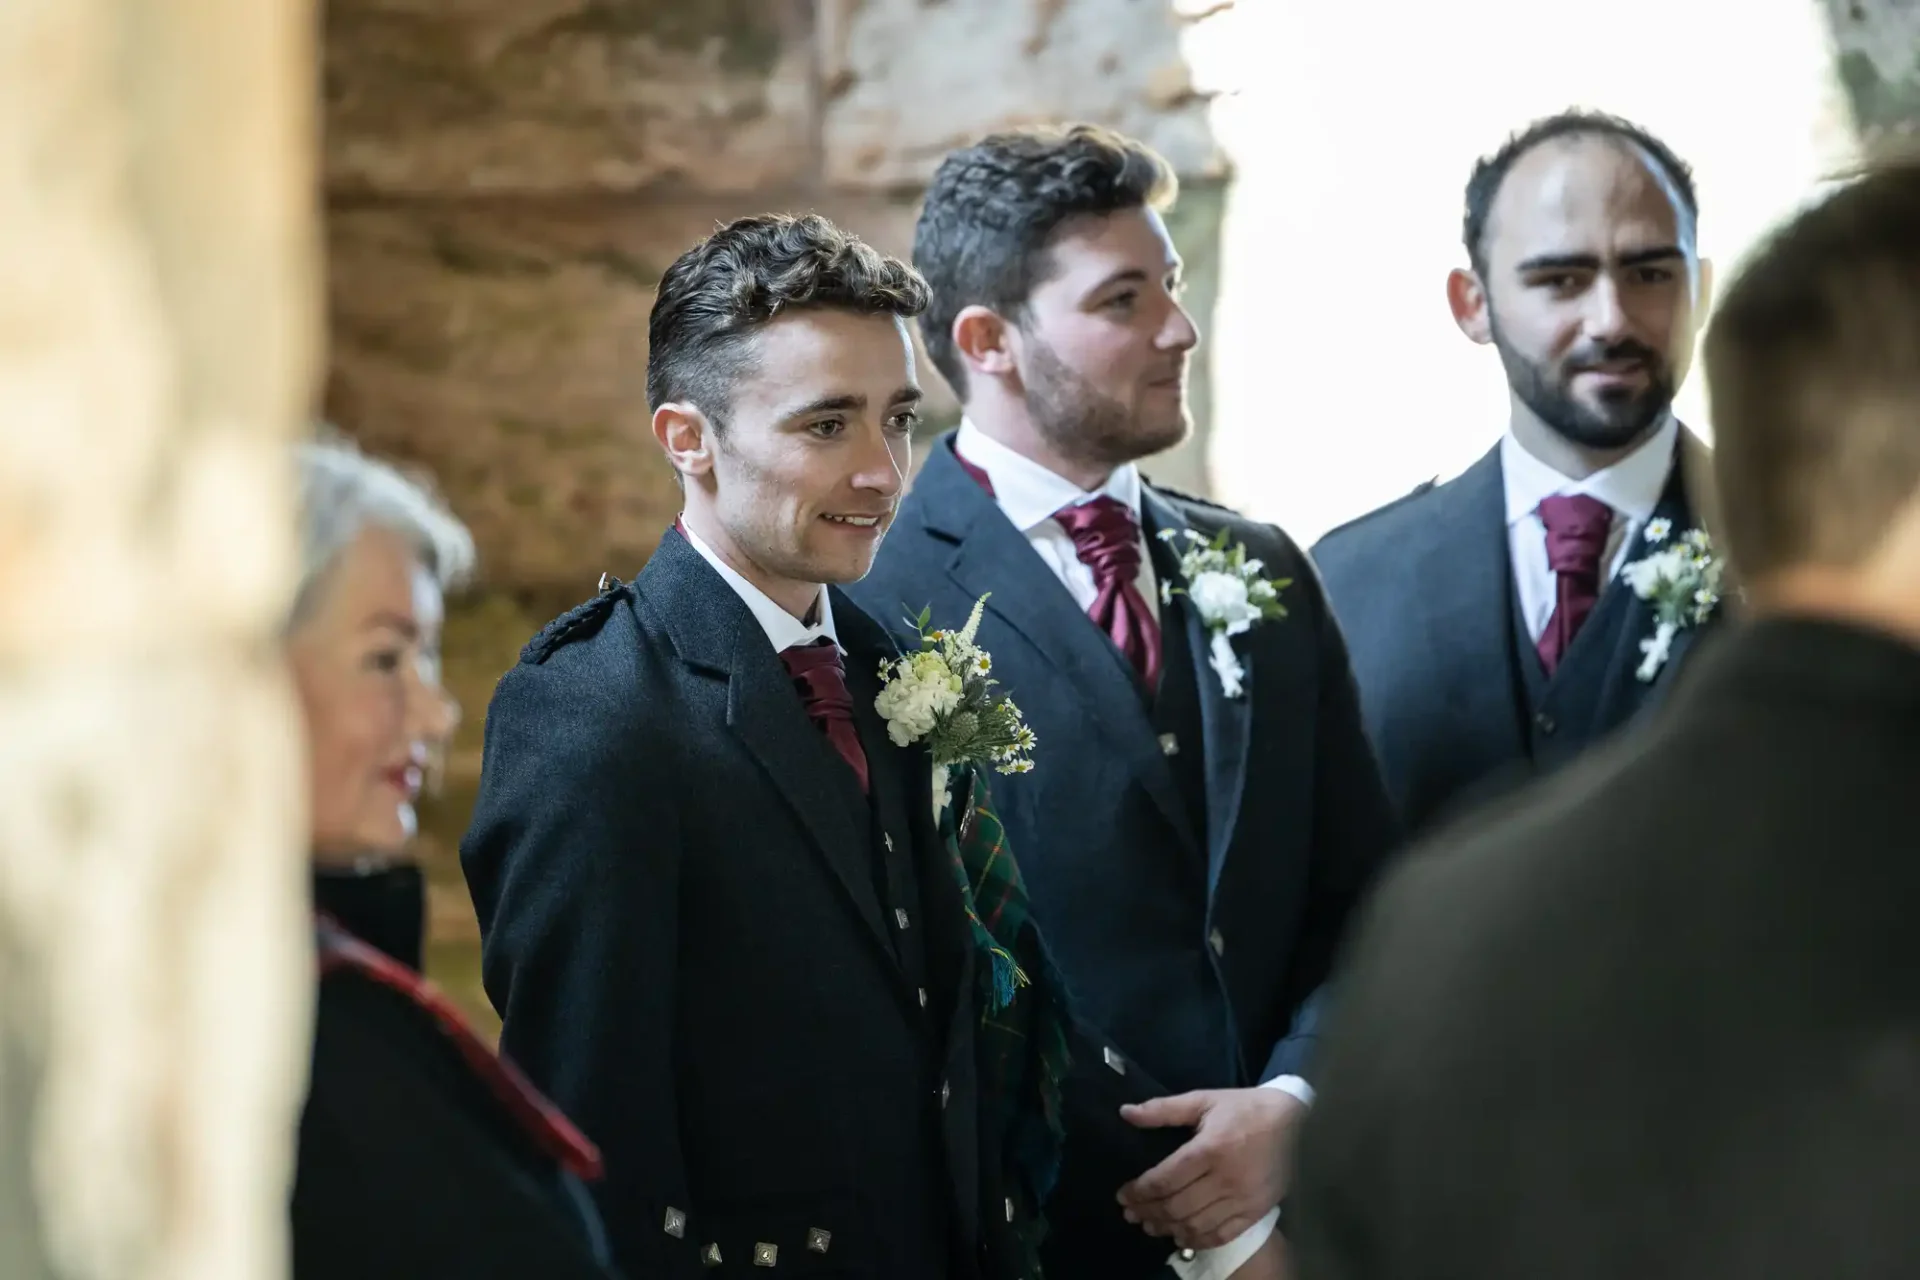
[1052,497,1163,689]
[1535,493,1615,676]
[780,638,870,794]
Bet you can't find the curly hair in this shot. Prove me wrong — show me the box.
[913,124,1178,394]
[1462,109,1697,276]
[646,213,929,424]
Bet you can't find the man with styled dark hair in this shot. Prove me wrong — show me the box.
[463,212,979,1279]
[1312,108,1727,840]
[852,125,1398,1280]
[1291,158,1920,1280]
[463,211,1178,1280]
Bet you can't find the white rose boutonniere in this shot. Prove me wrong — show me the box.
[1157,528,1291,698]
[875,594,1037,811]
[1620,522,1724,681]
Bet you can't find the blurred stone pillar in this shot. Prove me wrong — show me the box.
[0,0,318,1277]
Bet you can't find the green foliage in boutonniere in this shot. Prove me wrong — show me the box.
[875,594,1036,773]
[1622,519,1725,681]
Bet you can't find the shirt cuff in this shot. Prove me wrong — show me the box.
[1165,1207,1279,1280]
[1262,1073,1315,1108]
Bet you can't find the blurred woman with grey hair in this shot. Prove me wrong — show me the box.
[284,433,618,1279]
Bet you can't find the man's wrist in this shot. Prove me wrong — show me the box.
[1261,1073,1314,1107]
[1166,1208,1280,1279]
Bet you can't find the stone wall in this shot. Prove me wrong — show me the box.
[321,0,1229,1027]
[1823,0,1920,143]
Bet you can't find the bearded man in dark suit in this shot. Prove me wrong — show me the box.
[1313,110,1728,840]
[1291,156,1920,1280]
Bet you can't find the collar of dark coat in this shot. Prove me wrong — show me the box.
[637,525,900,674]
[313,912,606,1181]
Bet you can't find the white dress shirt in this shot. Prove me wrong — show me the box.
[679,518,840,652]
[1502,417,1679,642]
[953,420,1304,1280]
[953,419,1162,619]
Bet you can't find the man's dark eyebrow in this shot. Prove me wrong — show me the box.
[1088,268,1148,294]
[1619,246,1685,268]
[1083,260,1183,298]
[780,387,924,420]
[1516,246,1683,273]
[780,393,866,419]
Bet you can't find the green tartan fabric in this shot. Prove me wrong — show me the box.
[939,763,1071,1280]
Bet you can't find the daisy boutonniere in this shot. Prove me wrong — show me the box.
[1156,528,1291,699]
[874,595,1037,812]
[1620,517,1725,682]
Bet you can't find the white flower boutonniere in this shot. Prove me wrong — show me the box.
[876,594,1036,812]
[1620,521,1724,682]
[1157,529,1291,698]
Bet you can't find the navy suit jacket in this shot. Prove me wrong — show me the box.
[462,531,993,1277]
[1311,434,1725,839]
[850,435,1400,1275]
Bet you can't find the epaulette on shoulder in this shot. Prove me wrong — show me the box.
[1315,476,1439,544]
[520,573,633,665]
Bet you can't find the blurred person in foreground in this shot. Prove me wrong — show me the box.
[1289,160,1920,1280]
[286,435,617,1279]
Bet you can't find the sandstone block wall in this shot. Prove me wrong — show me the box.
[321,0,1228,1027]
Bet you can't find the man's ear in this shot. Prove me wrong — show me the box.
[1447,267,1493,345]
[654,402,715,478]
[953,305,1019,382]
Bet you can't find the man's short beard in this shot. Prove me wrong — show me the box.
[1022,335,1188,472]
[1491,315,1675,452]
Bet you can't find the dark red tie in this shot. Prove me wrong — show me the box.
[780,639,870,794]
[1535,494,1614,675]
[1052,498,1163,689]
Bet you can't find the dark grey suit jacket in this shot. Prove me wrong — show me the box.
[1311,435,1722,838]
[852,435,1400,1278]
[1290,616,1920,1280]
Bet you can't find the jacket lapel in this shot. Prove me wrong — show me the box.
[915,441,1202,860]
[1587,439,1705,726]
[644,533,897,964]
[1142,488,1248,894]
[1415,444,1531,756]
[838,595,976,1029]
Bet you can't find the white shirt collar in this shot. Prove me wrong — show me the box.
[678,517,840,653]
[953,418,1145,531]
[1500,416,1678,527]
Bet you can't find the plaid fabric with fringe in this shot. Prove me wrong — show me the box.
[941,763,1071,1279]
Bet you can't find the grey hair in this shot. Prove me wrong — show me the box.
[290,429,476,629]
